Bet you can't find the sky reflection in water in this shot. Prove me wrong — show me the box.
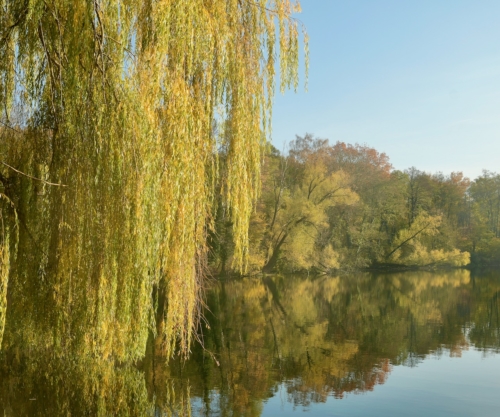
[262,349,500,417]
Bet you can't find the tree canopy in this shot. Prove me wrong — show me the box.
[0,0,307,358]
[212,135,483,274]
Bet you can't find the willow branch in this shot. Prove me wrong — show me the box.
[0,120,22,134]
[1,161,67,187]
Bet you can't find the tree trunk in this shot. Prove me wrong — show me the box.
[263,232,288,273]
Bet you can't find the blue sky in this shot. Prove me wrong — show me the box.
[271,0,500,179]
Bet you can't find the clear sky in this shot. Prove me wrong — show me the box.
[271,0,500,180]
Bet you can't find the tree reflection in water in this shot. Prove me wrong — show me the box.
[1,269,499,416]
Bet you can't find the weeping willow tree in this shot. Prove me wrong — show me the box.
[0,1,307,360]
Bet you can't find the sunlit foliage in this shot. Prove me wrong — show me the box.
[248,137,358,272]
[0,1,307,358]
[0,230,9,346]
[386,213,470,267]
[234,135,475,273]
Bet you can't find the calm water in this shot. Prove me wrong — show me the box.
[1,269,499,416]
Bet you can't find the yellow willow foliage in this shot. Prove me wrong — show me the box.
[0,234,8,346]
[0,192,16,348]
[0,1,307,359]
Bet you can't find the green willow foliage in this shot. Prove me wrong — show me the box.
[0,0,307,359]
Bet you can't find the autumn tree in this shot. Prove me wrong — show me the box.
[404,167,435,226]
[0,1,307,357]
[469,172,500,238]
[248,137,358,273]
[384,212,470,267]
[464,171,500,264]
[431,172,470,223]
[325,141,401,267]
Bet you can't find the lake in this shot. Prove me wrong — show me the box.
[1,269,499,416]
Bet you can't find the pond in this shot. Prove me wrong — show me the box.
[1,269,499,416]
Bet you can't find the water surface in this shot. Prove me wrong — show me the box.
[1,269,499,416]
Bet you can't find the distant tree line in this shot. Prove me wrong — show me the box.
[210,134,499,273]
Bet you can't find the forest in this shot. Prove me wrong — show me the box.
[210,134,500,274]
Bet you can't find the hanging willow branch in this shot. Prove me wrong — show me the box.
[1,161,67,187]
[0,0,307,360]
